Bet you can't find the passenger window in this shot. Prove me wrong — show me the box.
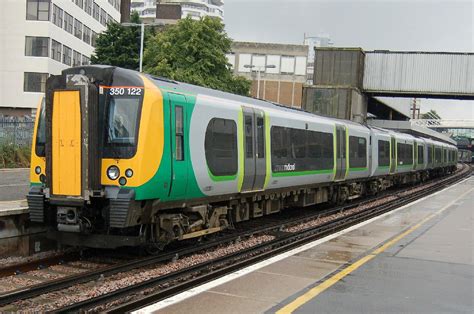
[270,126,333,172]
[205,118,238,176]
[349,136,367,168]
[378,140,390,167]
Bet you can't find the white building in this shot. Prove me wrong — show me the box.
[0,0,122,116]
[131,0,224,23]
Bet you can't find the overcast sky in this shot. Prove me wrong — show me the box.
[223,0,474,120]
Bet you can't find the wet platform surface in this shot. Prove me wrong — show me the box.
[0,168,29,202]
[136,176,474,314]
[0,200,28,217]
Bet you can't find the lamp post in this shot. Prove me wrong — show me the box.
[121,22,164,72]
[243,64,276,99]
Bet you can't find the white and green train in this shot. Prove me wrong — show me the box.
[28,66,458,249]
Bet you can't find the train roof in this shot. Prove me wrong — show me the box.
[61,66,457,149]
[147,74,368,130]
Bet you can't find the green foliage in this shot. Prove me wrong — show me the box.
[144,17,251,96]
[0,143,31,168]
[91,12,146,70]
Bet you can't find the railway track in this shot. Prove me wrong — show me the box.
[0,252,76,278]
[0,164,470,312]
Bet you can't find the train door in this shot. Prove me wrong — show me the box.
[51,90,82,196]
[390,136,396,174]
[241,107,266,192]
[334,125,347,181]
[168,93,188,198]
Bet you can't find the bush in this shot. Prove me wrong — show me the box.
[0,143,31,168]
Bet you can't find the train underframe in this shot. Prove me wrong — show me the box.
[28,165,457,250]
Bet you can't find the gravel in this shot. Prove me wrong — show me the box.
[0,275,42,293]
[7,235,274,312]
[0,250,63,268]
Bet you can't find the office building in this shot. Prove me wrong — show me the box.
[131,0,224,24]
[0,0,122,116]
[227,42,308,108]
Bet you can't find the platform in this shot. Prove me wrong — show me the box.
[0,200,28,217]
[135,176,474,314]
[0,168,29,202]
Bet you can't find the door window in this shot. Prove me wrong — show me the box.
[245,116,253,158]
[175,106,184,161]
[256,116,264,159]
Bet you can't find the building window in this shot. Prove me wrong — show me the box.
[24,72,48,92]
[84,0,92,15]
[64,12,73,34]
[93,2,100,21]
[349,136,367,168]
[281,56,295,74]
[100,8,107,26]
[63,45,72,65]
[73,51,81,67]
[83,26,91,45]
[52,4,63,28]
[26,0,50,21]
[75,0,84,9]
[25,36,49,57]
[91,31,98,47]
[51,40,62,62]
[74,19,83,39]
[82,55,90,65]
[205,118,238,176]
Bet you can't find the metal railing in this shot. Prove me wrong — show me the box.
[411,119,474,129]
[0,118,35,147]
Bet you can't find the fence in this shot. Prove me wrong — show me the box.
[0,118,35,147]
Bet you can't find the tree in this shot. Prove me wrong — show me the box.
[143,16,251,96]
[91,12,145,70]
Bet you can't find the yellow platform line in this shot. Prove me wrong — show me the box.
[276,185,473,314]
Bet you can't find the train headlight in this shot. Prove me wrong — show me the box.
[107,166,120,180]
[35,166,41,174]
[125,169,133,178]
[119,177,127,186]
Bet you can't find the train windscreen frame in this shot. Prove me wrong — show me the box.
[103,87,144,159]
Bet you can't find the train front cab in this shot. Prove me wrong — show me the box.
[27,66,166,248]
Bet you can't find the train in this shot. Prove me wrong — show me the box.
[458,149,472,163]
[28,66,458,251]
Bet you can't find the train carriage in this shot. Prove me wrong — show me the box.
[28,65,458,249]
